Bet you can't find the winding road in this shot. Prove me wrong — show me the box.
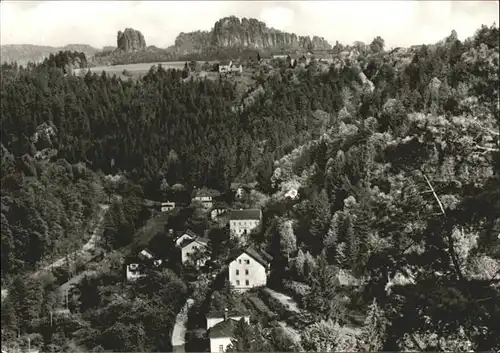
[172,298,194,353]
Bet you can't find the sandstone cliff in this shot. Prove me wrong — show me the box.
[117,28,146,52]
[173,16,331,55]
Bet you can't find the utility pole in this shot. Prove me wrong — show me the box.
[50,311,53,327]
[65,289,69,310]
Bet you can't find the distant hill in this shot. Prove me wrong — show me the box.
[2,16,333,66]
[0,44,101,65]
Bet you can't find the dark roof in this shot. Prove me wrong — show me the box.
[181,237,209,249]
[209,319,238,338]
[228,247,272,267]
[206,308,249,318]
[193,188,221,198]
[180,229,198,239]
[230,209,261,220]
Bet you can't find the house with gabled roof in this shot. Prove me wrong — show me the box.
[206,307,250,330]
[208,316,238,353]
[175,229,198,247]
[229,209,262,239]
[192,188,221,209]
[181,237,209,268]
[228,247,272,292]
[218,60,243,75]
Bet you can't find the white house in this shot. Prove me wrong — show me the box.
[209,318,238,352]
[160,201,176,212]
[229,209,262,238]
[175,230,197,247]
[126,263,146,281]
[192,188,221,209]
[228,248,272,292]
[206,308,250,329]
[219,61,243,74]
[181,238,209,267]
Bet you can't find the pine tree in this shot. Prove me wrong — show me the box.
[226,319,254,352]
[362,298,387,351]
[305,251,338,320]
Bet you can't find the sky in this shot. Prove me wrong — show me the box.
[1,0,499,49]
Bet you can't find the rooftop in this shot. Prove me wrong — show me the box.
[229,246,272,267]
[193,188,221,198]
[209,318,238,338]
[181,237,209,249]
[230,208,262,220]
[206,308,250,318]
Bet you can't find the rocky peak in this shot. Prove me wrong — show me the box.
[173,16,331,55]
[117,28,146,52]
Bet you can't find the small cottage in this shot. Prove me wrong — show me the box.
[175,229,198,247]
[160,201,176,212]
[208,318,238,352]
[192,188,221,209]
[206,308,250,329]
[228,247,272,292]
[181,237,209,268]
[229,209,262,238]
[218,60,243,74]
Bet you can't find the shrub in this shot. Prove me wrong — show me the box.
[283,279,311,306]
[257,288,292,320]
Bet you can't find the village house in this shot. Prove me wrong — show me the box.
[125,246,164,281]
[208,318,238,353]
[160,201,175,212]
[181,237,209,268]
[218,60,243,75]
[192,188,221,209]
[229,209,262,238]
[175,229,198,247]
[228,247,272,292]
[211,207,227,220]
[230,182,257,199]
[206,307,250,329]
[125,255,163,281]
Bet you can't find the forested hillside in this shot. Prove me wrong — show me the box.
[1,23,499,352]
[263,25,500,351]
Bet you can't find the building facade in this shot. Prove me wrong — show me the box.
[208,319,237,352]
[160,201,175,212]
[228,248,271,292]
[229,209,262,238]
[181,238,208,267]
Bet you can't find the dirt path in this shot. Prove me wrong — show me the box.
[3,205,109,301]
[171,298,194,352]
[31,204,109,279]
[264,287,301,313]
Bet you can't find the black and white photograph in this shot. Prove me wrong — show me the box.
[0,0,499,352]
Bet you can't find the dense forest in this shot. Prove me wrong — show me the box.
[1,23,499,352]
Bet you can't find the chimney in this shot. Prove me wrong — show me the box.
[224,307,228,321]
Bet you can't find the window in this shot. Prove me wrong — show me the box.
[245,280,250,286]
[236,270,239,275]
[219,345,224,352]
[245,269,249,275]
[245,259,250,264]
[236,280,240,286]
[238,259,242,264]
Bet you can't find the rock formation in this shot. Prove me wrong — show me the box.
[173,16,331,55]
[117,28,146,52]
